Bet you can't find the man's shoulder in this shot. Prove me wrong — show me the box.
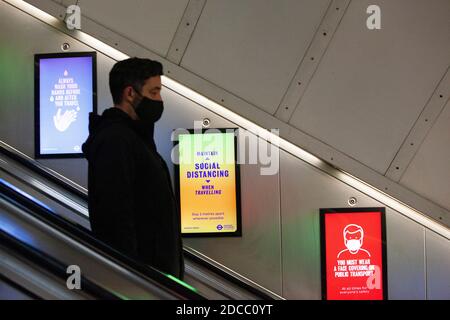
[96,121,138,144]
[85,123,140,160]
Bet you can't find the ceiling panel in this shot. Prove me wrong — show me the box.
[77,0,189,56]
[61,0,75,6]
[181,0,331,114]
[289,0,450,173]
[400,99,450,211]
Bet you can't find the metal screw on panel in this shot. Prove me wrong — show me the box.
[61,43,70,51]
[202,118,211,128]
[348,197,357,206]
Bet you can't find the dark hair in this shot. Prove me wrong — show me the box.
[109,57,163,105]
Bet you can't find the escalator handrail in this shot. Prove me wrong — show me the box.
[0,181,205,300]
[0,272,43,300]
[0,229,119,300]
[183,249,280,300]
[0,141,87,199]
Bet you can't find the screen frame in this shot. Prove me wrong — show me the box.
[173,128,242,238]
[34,51,97,159]
[319,207,388,300]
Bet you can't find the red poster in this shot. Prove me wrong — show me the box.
[320,208,387,300]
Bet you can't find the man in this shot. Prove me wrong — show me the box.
[82,57,184,279]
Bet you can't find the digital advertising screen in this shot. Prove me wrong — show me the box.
[320,207,388,300]
[174,129,242,237]
[34,52,97,158]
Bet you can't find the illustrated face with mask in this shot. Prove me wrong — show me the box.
[131,75,164,123]
[343,224,364,254]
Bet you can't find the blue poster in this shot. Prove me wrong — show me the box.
[36,53,95,156]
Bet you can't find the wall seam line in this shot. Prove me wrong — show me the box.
[278,151,284,297]
[424,228,428,300]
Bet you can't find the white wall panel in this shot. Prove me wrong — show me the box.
[181,0,331,114]
[385,213,426,299]
[280,150,428,299]
[426,230,450,299]
[77,0,189,57]
[289,0,450,174]
[400,99,450,211]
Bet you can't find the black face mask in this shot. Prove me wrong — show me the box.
[133,88,164,123]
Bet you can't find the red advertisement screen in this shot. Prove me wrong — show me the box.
[320,208,387,300]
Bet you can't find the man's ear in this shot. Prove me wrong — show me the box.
[123,86,135,103]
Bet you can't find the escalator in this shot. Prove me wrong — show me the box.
[1,177,205,300]
[0,140,282,300]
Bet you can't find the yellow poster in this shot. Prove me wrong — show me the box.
[177,131,240,235]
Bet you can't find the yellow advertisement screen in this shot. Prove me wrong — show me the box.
[175,130,241,236]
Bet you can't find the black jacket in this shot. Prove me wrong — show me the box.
[82,107,184,279]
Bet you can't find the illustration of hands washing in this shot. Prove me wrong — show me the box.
[53,108,78,132]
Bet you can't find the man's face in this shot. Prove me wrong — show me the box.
[139,75,162,101]
[123,75,162,107]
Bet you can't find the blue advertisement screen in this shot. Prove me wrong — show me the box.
[36,54,95,156]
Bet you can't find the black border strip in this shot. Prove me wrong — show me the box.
[34,51,98,159]
[319,207,388,300]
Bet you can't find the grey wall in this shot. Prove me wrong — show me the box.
[0,1,116,187]
[22,0,449,228]
[35,0,450,218]
[280,150,446,299]
[1,0,449,299]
